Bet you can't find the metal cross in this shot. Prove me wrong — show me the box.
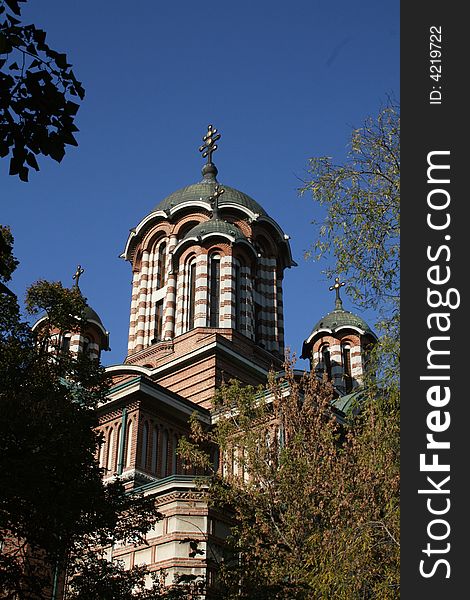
[329,276,345,302]
[208,184,225,219]
[199,124,221,164]
[73,265,84,288]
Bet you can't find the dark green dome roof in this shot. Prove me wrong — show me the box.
[183,219,246,241]
[83,304,110,350]
[83,305,106,329]
[311,306,375,337]
[154,180,267,217]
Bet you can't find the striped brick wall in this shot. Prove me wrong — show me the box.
[254,257,281,354]
[128,240,172,353]
[313,334,365,392]
[174,258,188,336]
[162,235,178,341]
[219,255,234,328]
[194,253,209,328]
[276,275,284,353]
[238,264,254,340]
[351,343,364,381]
[126,220,288,363]
[128,269,140,354]
[50,330,102,361]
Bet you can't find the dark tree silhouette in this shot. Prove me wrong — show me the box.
[0,0,84,181]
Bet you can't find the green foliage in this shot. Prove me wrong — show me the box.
[68,558,205,600]
[0,225,18,283]
[300,102,400,350]
[0,272,168,598]
[0,0,84,181]
[180,367,400,599]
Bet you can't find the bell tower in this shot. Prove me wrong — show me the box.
[31,265,110,361]
[301,278,377,395]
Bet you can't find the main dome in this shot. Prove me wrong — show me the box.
[153,180,267,217]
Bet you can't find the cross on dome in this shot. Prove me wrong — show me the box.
[208,184,225,219]
[73,265,84,288]
[199,124,221,164]
[329,276,345,309]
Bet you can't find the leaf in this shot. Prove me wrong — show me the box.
[19,165,28,181]
[6,14,21,25]
[65,101,80,116]
[9,159,19,177]
[33,28,47,47]
[8,62,19,70]
[54,53,68,69]
[4,0,24,17]
[47,139,66,163]
[26,152,39,171]
[0,32,13,54]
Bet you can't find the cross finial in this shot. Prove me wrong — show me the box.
[73,265,84,288]
[329,276,345,309]
[199,124,221,166]
[208,184,225,219]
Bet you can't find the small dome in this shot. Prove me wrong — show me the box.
[82,304,110,351]
[183,219,246,242]
[83,305,106,330]
[154,180,267,217]
[310,306,375,338]
[301,296,376,359]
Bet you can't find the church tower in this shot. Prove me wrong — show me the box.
[119,125,295,407]
[301,277,377,395]
[32,265,110,361]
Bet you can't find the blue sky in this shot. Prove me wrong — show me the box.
[1,0,399,367]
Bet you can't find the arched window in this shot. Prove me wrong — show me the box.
[154,300,164,341]
[151,426,159,474]
[61,332,71,353]
[234,260,241,330]
[208,254,220,327]
[161,430,168,477]
[156,242,167,289]
[115,425,121,472]
[211,447,219,474]
[254,302,262,344]
[231,447,237,476]
[82,337,90,356]
[342,344,352,392]
[321,345,332,380]
[187,258,197,330]
[125,420,133,468]
[141,422,149,468]
[106,428,114,473]
[98,437,104,468]
[277,424,285,450]
[172,434,178,475]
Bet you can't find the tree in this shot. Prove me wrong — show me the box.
[0,0,84,181]
[0,236,199,599]
[179,368,400,599]
[178,104,401,598]
[300,102,400,377]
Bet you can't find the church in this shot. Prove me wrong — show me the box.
[70,125,377,588]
